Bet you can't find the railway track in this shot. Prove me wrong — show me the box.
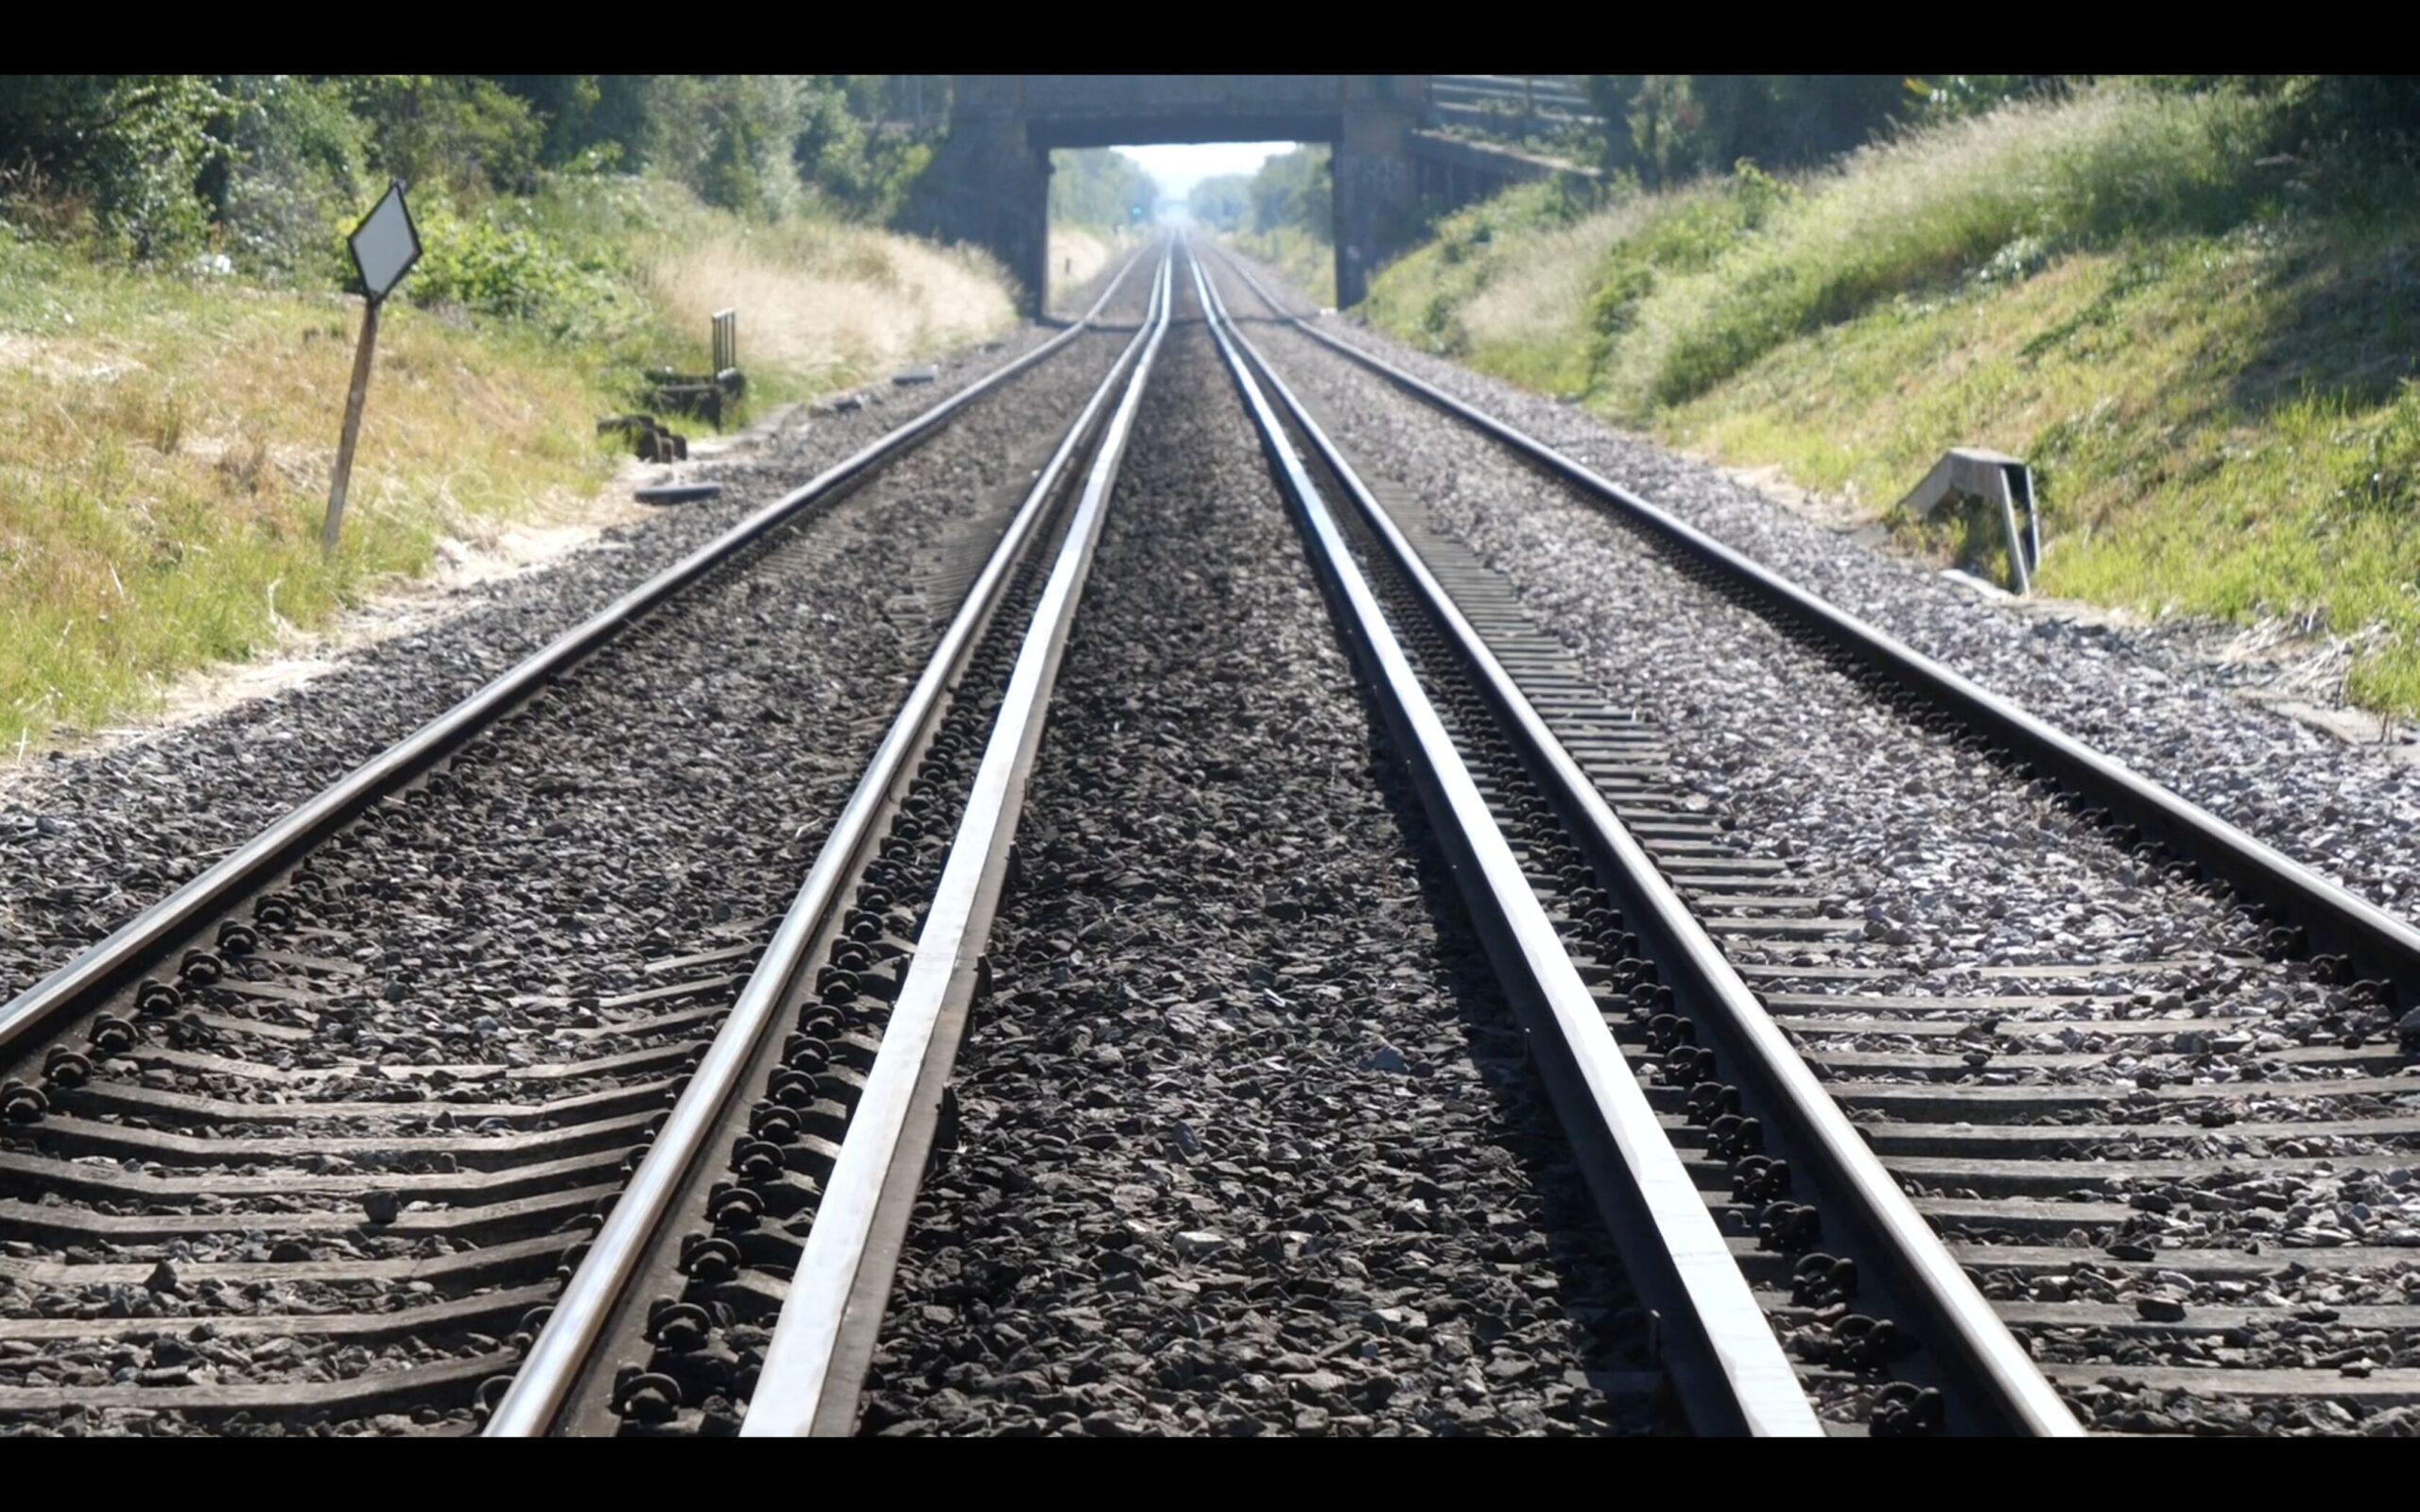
[819,251,1742,1437]
[8,218,2416,1436]
[1199,243,2420,1435]
[0,248,1163,1435]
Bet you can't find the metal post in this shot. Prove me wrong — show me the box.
[712,309,736,375]
[1994,471,2031,595]
[2017,468,2043,578]
[321,296,382,556]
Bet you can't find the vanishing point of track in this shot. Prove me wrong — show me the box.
[6,233,2416,1437]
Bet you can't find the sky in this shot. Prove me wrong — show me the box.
[1115,141,1299,202]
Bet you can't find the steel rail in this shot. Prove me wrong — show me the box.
[486,249,1174,1436]
[1192,249,1820,1437]
[1213,250,2420,1009]
[0,251,1149,1068]
[739,252,1175,1437]
[1200,246,2084,1438]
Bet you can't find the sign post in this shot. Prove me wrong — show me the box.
[322,181,423,556]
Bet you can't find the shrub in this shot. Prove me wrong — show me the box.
[0,75,227,262]
[404,193,636,344]
[347,76,544,198]
[217,76,370,281]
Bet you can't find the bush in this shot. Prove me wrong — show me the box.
[0,75,227,261]
[217,76,369,281]
[347,76,544,198]
[404,192,637,344]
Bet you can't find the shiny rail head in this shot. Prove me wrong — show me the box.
[482,247,1177,1438]
[0,246,1159,1074]
[1205,246,2420,1007]
[1198,239,2085,1438]
[739,249,1177,1438]
[1187,242,1824,1437]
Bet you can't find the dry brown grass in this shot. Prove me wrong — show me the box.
[649,221,1014,393]
[1046,226,1114,314]
[2,184,1027,754]
[0,239,621,752]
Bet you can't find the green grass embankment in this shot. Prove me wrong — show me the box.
[1362,86,2420,717]
[1,177,1016,751]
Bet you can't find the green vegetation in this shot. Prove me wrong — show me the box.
[0,76,952,266]
[1048,149,1158,231]
[1229,146,1337,307]
[1582,75,2058,189]
[1236,226,1337,310]
[0,76,1011,751]
[0,233,615,751]
[1247,146,1331,239]
[1361,78,2420,717]
[1186,174,1251,232]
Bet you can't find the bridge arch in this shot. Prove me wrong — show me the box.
[921,75,1426,312]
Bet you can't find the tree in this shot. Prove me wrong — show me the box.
[347,75,544,196]
[793,77,932,221]
[0,72,1019,273]
[216,76,368,279]
[1048,148,1158,227]
[1249,146,1329,235]
[0,75,228,258]
[1187,173,1252,231]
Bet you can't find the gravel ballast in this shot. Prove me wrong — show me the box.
[860,301,1663,1438]
[1215,254,2352,1060]
[0,264,1142,1007]
[0,269,1153,1436]
[1228,261,2420,921]
[1210,254,2420,1436]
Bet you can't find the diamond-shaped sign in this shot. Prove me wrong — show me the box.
[348,181,422,302]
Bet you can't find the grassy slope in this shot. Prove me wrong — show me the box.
[1362,88,2420,717]
[0,236,615,751]
[1046,225,1114,315]
[0,181,1018,751]
[648,217,1011,400]
[1232,227,1337,308]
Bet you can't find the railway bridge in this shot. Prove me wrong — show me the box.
[7,235,2412,1441]
[923,75,1592,311]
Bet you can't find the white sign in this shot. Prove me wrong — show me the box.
[348,182,422,302]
